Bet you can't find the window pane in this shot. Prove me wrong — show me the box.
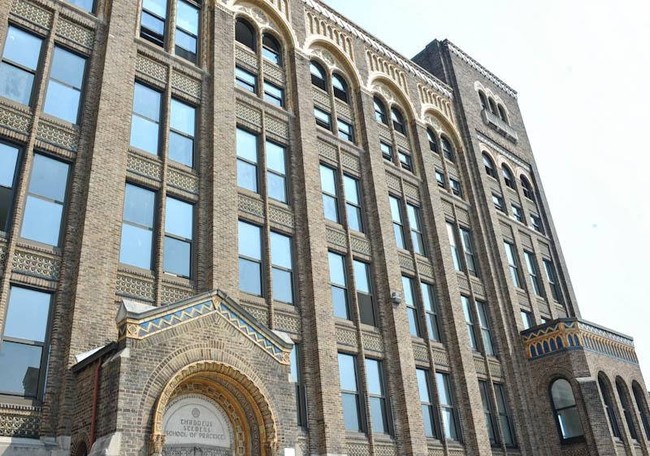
[163,237,191,277]
[0,342,42,397]
[3,27,42,70]
[143,0,167,18]
[369,397,387,434]
[436,373,452,405]
[272,268,293,303]
[21,197,63,245]
[551,379,577,408]
[441,409,458,440]
[346,205,362,232]
[28,155,69,202]
[238,221,261,260]
[130,115,159,154]
[235,67,256,92]
[176,0,198,33]
[49,47,85,88]
[358,293,375,326]
[365,359,382,394]
[342,393,361,431]
[0,63,34,105]
[4,287,50,342]
[389,197,401,222]
[0,187,12,230]
[175,31,197,59]
[401,276,414,305]
[43,80,82,123]
[328,252,346,286]
[416,370,430,402]
[338,354,357,391]
[322,195,338,223]
[557,407,583,439]
[165,197,193,239]
[422,405,435,437]
[271,232,292,269]
[266,142,286,174]
[320,166,337,194]
[169,132,193,167]
[236,129,257,162]
[170,99,195,136]
[331,287,348,319]
[407,307,419,337]
[67,0,94,11]
[239,258,261,295]
[343,176,359,204]
[0,143,19,188]
[120,224,152,269]
[133,83,161,119]
[267,173,286,203]
[124,185,155,227]
[237,160,258,192]
[353,260,370,294]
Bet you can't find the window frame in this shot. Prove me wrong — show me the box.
[119,183,157,271]
[550,377,585,443]
[524,250,543,297]
[338,352,364,432]
[270,230,294,304]
[0,26,45,106]
[483,153,497,178]
[504,241,522,288]
[174,0,200,63]
[365,358,391,435]
[162,195,194,279]
[436,372,460,441]
[328,250,350,320]
[42,45,88,125]
[235,17,257,52]
[373,96,388,124]
[0,140,22,234]
[238,219,264,297]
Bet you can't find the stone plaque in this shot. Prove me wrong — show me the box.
[163,396,232,448]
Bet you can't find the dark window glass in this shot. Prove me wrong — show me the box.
[479,381,498,445]
[169,98,196,167]
[427,129,438,153]
[633,383,650,440]
[140,0,167,46]
[521,310,534,330]
[266,141,287,203]
[616,380,638,441]
[332,73,349,102]
[21,154,69,246]
[366,359,390,434]
[498,105,508,123]
[314,107,331,130]
[354,260,375,326]
[435,169,445,188]
[416,369,438,438]
[492,193,505,212]
[380,142,393,161]
[329,251,348,319]
[262,34,282,65]
[402,276,420,337]
[338,353,362,431]
[391,107,406,135]
[235,18,256,51]
[130,83,161,154]
[449,177,462,198]
[0,27,43,105]
[421,283,441,342]
[495,384,515,446]
[504,241,522,288]
[543,259,563,303]
[235,66,257,93]
[343,175,363,232]
[446,222,462,272]
[398,150,413,172]
[0,142,20,232]
[531,214,544,234]
[67,0,95,12]
[476,300,495,356]
[163,197,193,278]
[524,251,543,296]
[236,128,258,193]
[337,118,354,142]
[461,296,478,350]
[441,136,454,161]
[0,286,51,398]
[290,345,307,427]
[374,97,388,124]
[437,373,459,441]
[552,378,585,440]
[310,61,327,91]
[483,153,497,178]
[389,196,405,250]
[43,47,86,124]
[238,220,263,296]
[320,165,339,223]
[120,184,155,269]
[502,165,515,189]
[175,0,199,62]
[599,376,622,438]
[407,204,425,255]
[511,204,524,223]
[263,80,284,108]
[271,231,293,304]
[488,98,497,114]
[478,91,488,110]
[459,227,478,276]
[521,175,535,199]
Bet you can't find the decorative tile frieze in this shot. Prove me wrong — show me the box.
[417,259,434,279]
[11,0,52,29]
[473,356,487,375]
[318,139,337,162]
[385,172,401,192]
[12,248,60,280]
[265,115,289,139]
[236,102,262,129]
[0,103,31,134]
[350,236,370,256]
[489,359,503,379]
[171,70,201,99]
[263,61,284,84]
[432,348,449,367]
[0,403,41,438]
[168,168,199,194]
[235,45,258,70]
[239,194,265,218]
[116,272,155,302]
[398,252,414,272]
[127,152,163,181]
[326,226,347,249]
[403,182,419,201]
[412,342,429,362]
[375,444,397,456]
[56,18,94,50]
[275,311,300,335]
[160,283,194,305]
[136,53,168,84]
[336,326,356,347]
[362,332,383,353]
[312,87,330,108]
[348,443,370,456]
[340,151,360,173]
[36,120,78,151]
[269,204,294,229]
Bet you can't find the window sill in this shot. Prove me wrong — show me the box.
[39,113,80,131]
[15,239,61,256]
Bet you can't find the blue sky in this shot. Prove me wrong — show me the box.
[323,0,650,380]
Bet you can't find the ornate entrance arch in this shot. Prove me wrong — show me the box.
[149,361,278,456]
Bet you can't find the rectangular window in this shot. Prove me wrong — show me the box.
[495,384,515,447]
[389,196,406,250]
[337,118,354,142]
[407,204,425,255]
[511,204,524,223]
[238,220,263,296]
[354,260,375,326]
[398,150,413,172]
[521,310,534,330]
[402,275,421,337]
[366,358,390,434]
[140,0,167,46]
[437,372,459,441]
[476,300,495,356]
[422,282,441,342]
[263,80,284,108]
[504,241,522,288]
[130,82,162,155]
[479,381,499,446]
[461,295,478,350]
[163,197,193,278]
[380,141,393,161]
[21,154,70,246]
[338,353,362,432]
[175,0,199,62]
[266,141,287,203]
[120,184,155,269]
[459,227,478,276]
[524,251,543,296]
[169,98,196,167]
[0,142,20,232]
[0,26,43,105]
[0,286,52,398]
[329,251,349,319]
[270,231,293,304]
[435,169,446,188]
[446,222,463,272]
[416,369,438,438]
[492,194,505,212]
[343,175,363,232]
[67,0,95,12]
[449,177,462,197]
[290,345,307,427]
[320,165,339,223]
[314,107,332,130]
[235,66,257,93]
[43,47,86,124]
[543,259,563,303]
[236,128,258,193]
[530,214,544,234]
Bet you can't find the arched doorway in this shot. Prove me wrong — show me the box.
[162,395,234,456]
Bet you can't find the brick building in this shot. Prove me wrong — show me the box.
[0,0,647,455]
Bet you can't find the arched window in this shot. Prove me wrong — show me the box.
[482,153,496,178]
[310,61,327,91]
[520,175,534,199]
[374,97,388,124]
[599,374,622,438]
[488,97,497,114]
[262,33,282,65]
[427,129,438,153]
[498,104,508,123]
[502,165,515,189]
[632,382,650,439]
[550,378,584,440]
[478,91,488,110]
[235,18,256,51]
[391,107,407,135]
[616,379,639,440]
[441,136,454,162]
[332,73,349,103]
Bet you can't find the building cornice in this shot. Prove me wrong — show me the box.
[444,40,518,99]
